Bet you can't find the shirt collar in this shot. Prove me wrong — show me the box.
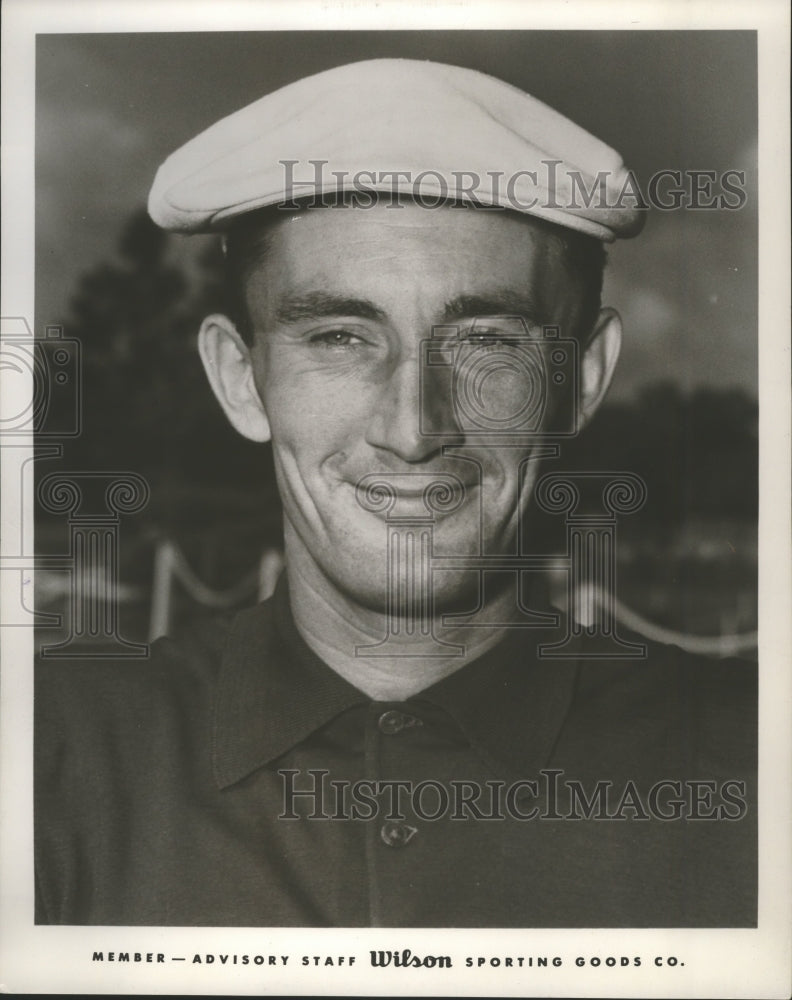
[213,575,579,788]
[213,576,366,788]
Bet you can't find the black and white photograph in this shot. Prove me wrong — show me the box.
[1,0,789,995]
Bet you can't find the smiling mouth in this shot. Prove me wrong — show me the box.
[392,480,479,497]
[390,484,463,497]
[353,471,476,518]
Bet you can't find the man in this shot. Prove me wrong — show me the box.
[35,58,756,927]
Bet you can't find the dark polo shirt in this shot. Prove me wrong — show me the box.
[35,578,756,927]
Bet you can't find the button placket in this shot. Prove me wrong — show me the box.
[374,708,424,850]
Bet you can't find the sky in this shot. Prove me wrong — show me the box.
[35,30,758,401]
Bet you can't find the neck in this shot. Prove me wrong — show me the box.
[285,533,522,701]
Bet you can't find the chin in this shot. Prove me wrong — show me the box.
[299,506,518,615]
[317,546,489,620]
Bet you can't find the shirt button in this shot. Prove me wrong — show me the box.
[377,709,422,735]
[380,820,418,847]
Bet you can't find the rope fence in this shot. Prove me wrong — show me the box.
[148,539,283,641]
[146,538,757,657]
[572,582,758,658]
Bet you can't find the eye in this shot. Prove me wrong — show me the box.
[308,329,364,348]
[460,328,521,350]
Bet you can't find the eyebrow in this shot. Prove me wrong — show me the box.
[272,288,545,327]
[274,292,386,324]
[442,291,545,324]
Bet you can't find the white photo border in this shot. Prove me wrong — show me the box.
[1,1,789,996]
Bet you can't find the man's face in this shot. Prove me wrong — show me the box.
[242,201,592,611]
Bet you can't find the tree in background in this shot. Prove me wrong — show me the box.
[559,380,757,536]
[50,209,280,548]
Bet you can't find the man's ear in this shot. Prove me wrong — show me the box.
[197,314,271,443]
[578,307,622,430]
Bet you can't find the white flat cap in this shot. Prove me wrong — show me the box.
[148,58,645,242]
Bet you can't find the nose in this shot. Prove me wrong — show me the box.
[364,351,461,463]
